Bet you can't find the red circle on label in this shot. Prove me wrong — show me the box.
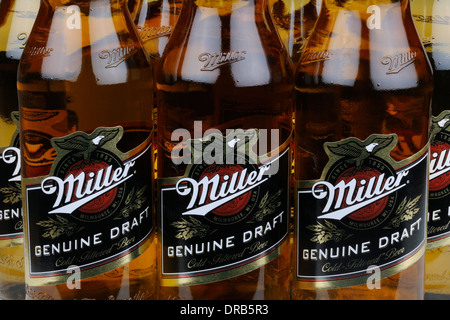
[65,160,117,214]
[199,164,252,217]
[429,142,450,192]
[336,167,389,222]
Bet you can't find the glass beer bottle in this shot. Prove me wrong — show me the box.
[156,0,294,299]
[0,0,39,300]
[270,0,321,65]
[411,0,450,300]
[293,0,432,299]
[17,0,156,300]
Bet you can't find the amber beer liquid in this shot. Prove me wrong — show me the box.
[17,0,156,300]
[156,0,293,299]
[293,0,432,299]
[411,0,450,299]
[0,0,39,300]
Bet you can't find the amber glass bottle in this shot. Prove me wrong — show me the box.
[293,0,432,299]
[18,0,156,300]
[411,0,450,300]
[156,0,294,299]
[0,0,39,300]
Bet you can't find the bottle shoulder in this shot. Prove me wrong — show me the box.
[158,46,293,87]
[157,2,293,86]
[295,22,433,90]
[18,14,152,84]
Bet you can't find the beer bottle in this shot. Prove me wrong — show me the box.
[293,0,432,299]
[270,0,321,65]
[411,0,450,300]
[17,0,156,300]
[156,0,293,299]
[0,0,39,300]
[133,0,182,130]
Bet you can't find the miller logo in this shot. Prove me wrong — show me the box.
[99,46,137,68]
[429,112,450,198]
[312,135,402,230]
[199,51,247,71]
[41,127,131,221]
[381,50,417,74]
[173,130,272,225]
[299,49,332,65]
[22,46,53,62]
[137,26,173,42]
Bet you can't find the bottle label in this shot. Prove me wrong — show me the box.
[159,129,290,286]
[23,126,154,286]
[428,111,450,249]
[296,134,428,289]
[0,112,22,241]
